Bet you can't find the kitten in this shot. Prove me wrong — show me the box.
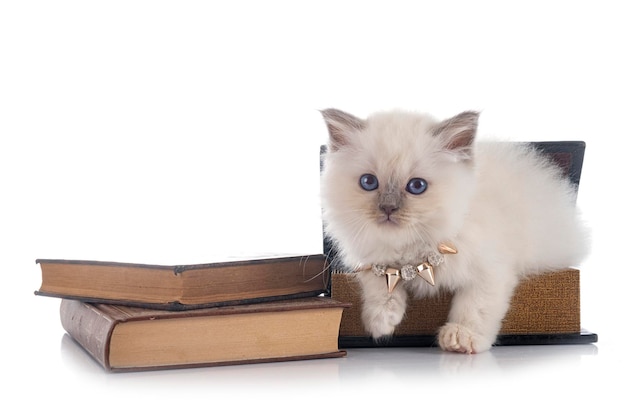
[319,108,589,353]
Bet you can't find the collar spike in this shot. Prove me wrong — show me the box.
[385,268,402,293]
[416,262,435,286]
[438,242,458,255]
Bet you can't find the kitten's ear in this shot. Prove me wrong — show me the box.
[320,108,365,151]
[431,111,480,159]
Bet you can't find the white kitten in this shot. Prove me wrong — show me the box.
[320,108,589,353]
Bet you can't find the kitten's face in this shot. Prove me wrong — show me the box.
[320,109,478,267]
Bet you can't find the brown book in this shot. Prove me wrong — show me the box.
[60,296,349,372]
[332,269,596,346]
[36,254,329,310]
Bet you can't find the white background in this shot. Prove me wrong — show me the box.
[1,1,624,413]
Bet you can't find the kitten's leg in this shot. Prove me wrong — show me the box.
[358,270,408,339]
[438,274,516,354]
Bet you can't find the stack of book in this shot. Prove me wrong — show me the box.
[35,255,349,372]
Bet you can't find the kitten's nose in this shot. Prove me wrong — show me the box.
[379,192,401,216]
[380,204,399,216]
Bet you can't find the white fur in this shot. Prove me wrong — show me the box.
[320,109,589,353]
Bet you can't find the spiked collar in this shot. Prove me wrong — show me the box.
[357,243,457,292]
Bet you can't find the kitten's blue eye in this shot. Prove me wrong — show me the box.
[359,174,379,191]
[406,178,428,195]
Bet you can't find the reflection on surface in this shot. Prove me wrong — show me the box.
[338,343,597,380]
[60,333,598,386]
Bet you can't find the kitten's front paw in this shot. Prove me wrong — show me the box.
[362,299,405,339]
[437,323,493,354]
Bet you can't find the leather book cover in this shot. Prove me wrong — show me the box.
[331,269,597,346]
[60,297,349,372]
[37,254,330,310]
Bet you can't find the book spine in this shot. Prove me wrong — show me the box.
[60,300,115,371]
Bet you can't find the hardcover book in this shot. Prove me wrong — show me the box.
[332,269,597,347]
[60,296,349,372]
[36,254,329,310]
